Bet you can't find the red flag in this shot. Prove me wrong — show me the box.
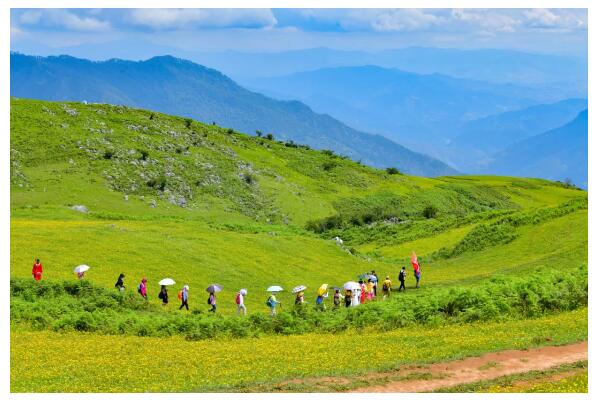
[411,252,419,271]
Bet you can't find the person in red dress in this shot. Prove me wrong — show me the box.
[32,258,43,281]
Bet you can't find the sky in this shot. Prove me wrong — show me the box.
[10,8,588,58]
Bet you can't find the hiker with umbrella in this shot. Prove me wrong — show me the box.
[292,285,307,309]
[74,264,90,280]
[266,286,283,316]
[158,278,175,307]
[316,284,329,310]
[206,284,222,313]
[343,281,359,308]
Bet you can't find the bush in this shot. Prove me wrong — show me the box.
[103,150,114,160]
[184,118,192,128]
[322,161,337,171]
[138,149,149,161]
[242,173,257,185]
[423,205,438,219]
[147,176,167,191]
[386,167,401,175]
[265,133,274,141]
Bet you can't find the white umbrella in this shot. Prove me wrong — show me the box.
[343,281,359,291]
[267,285,283,292]
[292,285,307,294]
[159,278,175,286]
[206,284,223,293]
[240,288,247,296]
[73,265,90,274]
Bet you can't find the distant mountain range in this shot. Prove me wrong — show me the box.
[26,42,585,93]
[10,52,456,177]
[483,110,588,189]
[244,65,559,151]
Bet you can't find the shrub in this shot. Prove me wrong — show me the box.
[147,176,167,191]
[184,118,192,128]
[227,128,234,134]
[103,150,114,160]
[423,205,438,219]
[265,133,274,141]
[255,130,263,137]
[386,167,401,175]
[322,161,337,171]
[138,149,149,161]
[242,173,257,185]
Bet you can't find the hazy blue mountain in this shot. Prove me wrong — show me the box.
[453,98,588,154]
[10,53,456,177]
[483,110,588,188]
[12,42,586,96]
[244,65,548,153]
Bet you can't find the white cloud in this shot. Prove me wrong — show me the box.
[523,9,587,30]
[18,9,110,32]
[451,9,520,33]
[127,9,277,30]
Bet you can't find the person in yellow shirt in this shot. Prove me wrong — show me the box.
[366,279,375,300]
[382,276,392,300]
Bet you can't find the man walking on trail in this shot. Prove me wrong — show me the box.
[370,270,378,296]
[32,258,43,281]
[179,285,189,310]
[398,267,406,292]
[382,276,392,299]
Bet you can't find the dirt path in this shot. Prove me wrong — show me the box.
[350,341,588,392]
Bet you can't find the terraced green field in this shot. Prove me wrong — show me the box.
[10,98,588,392]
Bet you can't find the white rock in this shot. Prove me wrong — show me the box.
[71,205,88,213]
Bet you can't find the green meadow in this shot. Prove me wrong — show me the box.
[10,98,588,392]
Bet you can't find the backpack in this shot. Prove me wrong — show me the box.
[399,271,405,281]
[265,296,273,307]
[158,291,163,300]
[382,282,389,291]
[235,293,241,305]
[137,284,142,293]
[178,290,183,300]
[207,296,212,305]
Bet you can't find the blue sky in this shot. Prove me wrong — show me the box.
[10,8,588,56]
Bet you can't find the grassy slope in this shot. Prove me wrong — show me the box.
[10,98,588,390]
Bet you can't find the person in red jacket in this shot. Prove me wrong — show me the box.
[32,259,43,281]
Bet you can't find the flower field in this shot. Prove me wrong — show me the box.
[11,308,587,392]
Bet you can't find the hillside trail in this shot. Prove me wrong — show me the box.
[349,341,588,392]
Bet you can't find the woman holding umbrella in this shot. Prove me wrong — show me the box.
[158,285,169,306]
[266,286,283,316]
[74,265,90,280]
[206,284,222,313]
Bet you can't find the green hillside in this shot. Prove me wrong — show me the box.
[10,98,588,392]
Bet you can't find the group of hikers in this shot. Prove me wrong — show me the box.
[31,253,422,316]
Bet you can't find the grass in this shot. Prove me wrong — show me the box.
[10,98,589,392]
[10,308,588,392]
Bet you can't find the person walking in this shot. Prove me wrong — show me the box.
[114,273,125,292]
[366,279,375,301]
[179,285,189,310]
[315,291,328,311]
[382,276,392,299]
[359,280,366,304]
[295,291,305,305]
[398,267,406,292]
[344,289,352,308]
[158,285,168,307]
[370,270,378,296]
[236,289,247,316]
[32,259,43,281]
[208,292,217,313]
[333,289,344,309]
[414,261,421,289]
[266,293,280,316]
[138,278,148,299]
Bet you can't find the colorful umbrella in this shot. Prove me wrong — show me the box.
[292,285,307,294]
[317,284,328,296]
[73,265,90,273]
[206,284,223,293]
